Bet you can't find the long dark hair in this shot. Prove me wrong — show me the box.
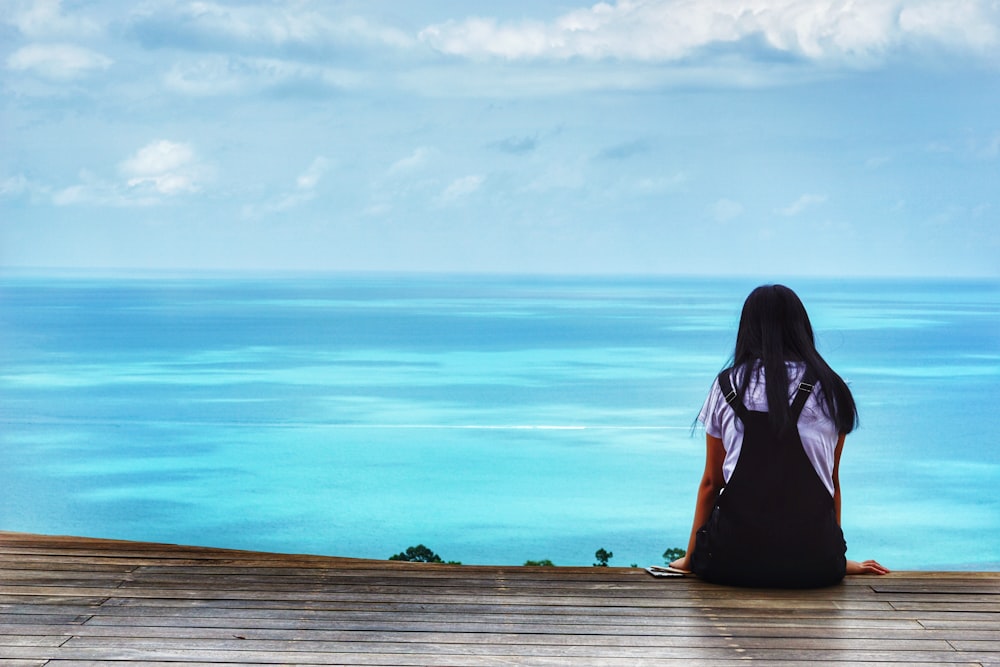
[726,284,858,434]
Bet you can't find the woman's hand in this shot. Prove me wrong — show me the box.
[846,559,890,575]
[669,555,692,573]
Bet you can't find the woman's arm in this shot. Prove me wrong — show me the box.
[833,433,845,525]
[836,433,891,576]
[670,434,726,572]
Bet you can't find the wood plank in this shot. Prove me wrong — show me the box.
[0,613,91,625]
[30,662,991,667]
[38,638,1000,663]
[77,607,937,633]
[5,650,985,667]
[918,618,1000,630]
[873,582,1000,595]
[0,585,903,612]
[887,600,1000,612]
[60,618,1000,641]
[0,635,67,647]
[0,623,961,649]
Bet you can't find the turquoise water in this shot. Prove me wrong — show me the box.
[1,275,997,569]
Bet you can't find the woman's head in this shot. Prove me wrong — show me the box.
[734,284,816,364]
[728,284,858,434]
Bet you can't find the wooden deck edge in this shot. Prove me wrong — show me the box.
[2,531,998,579]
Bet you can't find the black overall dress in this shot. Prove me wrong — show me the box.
[691,368,847,588]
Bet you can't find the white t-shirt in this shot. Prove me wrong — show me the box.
[698,362,840,497]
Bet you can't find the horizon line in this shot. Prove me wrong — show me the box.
[2,266,998,282]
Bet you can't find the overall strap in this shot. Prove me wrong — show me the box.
[717,370,749,421]
[788,368,818,421]
[718,367,818,420]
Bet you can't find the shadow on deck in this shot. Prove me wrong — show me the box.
[1,531,998,665]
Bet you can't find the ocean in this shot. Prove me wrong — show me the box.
[1,274,997,570]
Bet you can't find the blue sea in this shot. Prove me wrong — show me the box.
[1,274,997,570]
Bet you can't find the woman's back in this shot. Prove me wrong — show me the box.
[692,366,847,588]
[700,361,840,496]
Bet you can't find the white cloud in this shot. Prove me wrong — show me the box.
[0,173,51,201]
[710,198,744,222]
[389,148,431,174]
[120,140,204,195]
[242,192,309,218]
[6,43,112,79]
[50,142,209,206]
[130,1,413,51]
[242,156,331,218]
[633,172,688,194]
[52,183,114,207]
[50,183,94,206]
[52,170,159,208]
[163,56,364,96]
[6,0,102,39]
[973,132,1000,159]
[777,193,827,216]
[1,174,30,197]
[296,157,331,190]
[899,1,1000,54]
[440,174,485,203]
[419,0,1000,64]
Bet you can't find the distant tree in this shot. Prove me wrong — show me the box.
[662,547,686,563]
[524,559,555,567]
[389,544,443,563]
[594,548,613,567]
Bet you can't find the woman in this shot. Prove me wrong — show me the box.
[670,285,888,587]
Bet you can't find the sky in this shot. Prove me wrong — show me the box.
[1,0,999,277]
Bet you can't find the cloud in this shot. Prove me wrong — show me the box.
[242,156,331,218]
[52,170,159,207]
[0,173,51,201]
[973,132,1000,159]
[1,174,30,197]
[389,148,431,174]
[48,140,207,207]
[296,157,331,190]
[633,172,688,194]
[494,135,539,154]
[596,139,651,160]
[899,1,1000,54]
[129,1,413,53]
[5,0,102,39]
[6,43,113,79]
[777,193,828,216]
[710,198,744,222]
[120,140,204,195]
[439,174,485,203]
[419,0,1000,65]
[163,55,364,96]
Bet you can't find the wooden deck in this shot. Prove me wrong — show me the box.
[1,532,997,666]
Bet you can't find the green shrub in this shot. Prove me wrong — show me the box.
[594,548,613,567]
[388,544,443,563]
[662,547,686,563]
